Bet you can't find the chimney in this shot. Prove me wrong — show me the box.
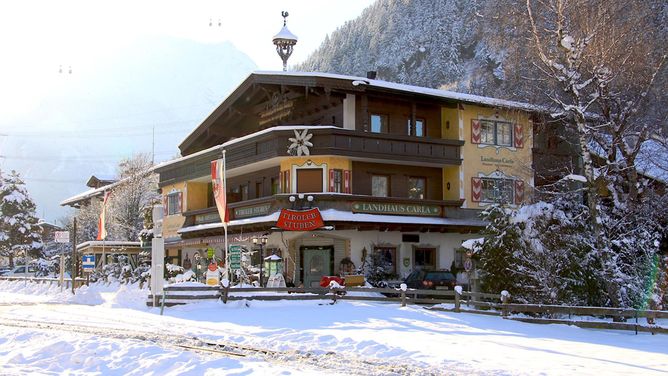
[366,71,377,80]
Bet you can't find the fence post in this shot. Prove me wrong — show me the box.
[400,283,407,307]
[501,290,510,317]
[221,278,229,304]
[160,289,166,315]
[454,286,461,313]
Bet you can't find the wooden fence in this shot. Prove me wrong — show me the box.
[148,285,668,335]
[2,277,664,335]
[0,276,87,289]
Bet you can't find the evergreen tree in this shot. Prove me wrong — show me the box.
[477,205,523,297]
[0,170,44,267]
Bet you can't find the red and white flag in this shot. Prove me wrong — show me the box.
[211,157,229,224]
[97,191,111,240]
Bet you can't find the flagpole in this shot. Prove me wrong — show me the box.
[223,149,230,283]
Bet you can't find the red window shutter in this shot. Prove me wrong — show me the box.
[514,123,524,148]
[177,192,183,214]
[471,177,482,202]
[515,180,525,204]
[471,120,481,144]
[343,170,351,193]
[285,170,290,193]
[329,169,335,192]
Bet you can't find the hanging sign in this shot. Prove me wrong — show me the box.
[276,208,324,231]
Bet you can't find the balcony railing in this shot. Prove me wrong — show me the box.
[224,127,463,169]
[159,126,463,187]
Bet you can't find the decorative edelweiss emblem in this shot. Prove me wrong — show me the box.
[287,129,313,156]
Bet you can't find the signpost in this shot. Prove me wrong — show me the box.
[54,231,70,290]
[229,245,242,271]
[82,255,95,273]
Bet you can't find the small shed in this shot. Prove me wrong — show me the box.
[76,241,144,269]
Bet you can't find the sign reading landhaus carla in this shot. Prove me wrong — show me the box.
[276,208,325,231]
[352,202,442,216]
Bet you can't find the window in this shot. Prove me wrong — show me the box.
[297,168,323,193]
[167,192,181,215]
[331,169,343,193]
[407,118,425,137]
[370,114,388,133]
[414,248,436,269]
[408,177,426,199]
[372,175,389,197]
[271,178,279,195]
[240,184,249,201]
[206,183,214,208]
[480,120,513,146]
[481,178,514,204]
[374,247,397,275]
[255,182,262,199]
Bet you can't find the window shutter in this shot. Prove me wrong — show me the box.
[471,119,481,144]
[177,192,183,214]
[471,177,482,202]
[514,123,524,148]
[279,171,284,193]
[162,195,168,216]
[343,170,351,193]
[514,180,525,204]
[285,170,290,193]
[329,170,335,192]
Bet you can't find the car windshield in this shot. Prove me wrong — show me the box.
[424,271,455,281]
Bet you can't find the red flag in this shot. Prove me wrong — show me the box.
[97,191,111,240]
[211,158,229,224]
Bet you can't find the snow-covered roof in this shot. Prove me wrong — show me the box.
[253,71,541,112]
[178,208,485,234]
[76,241,141,250]
[156,125,342,172]
[60,168,157,207]
[179,71,544,151]
[272,26,298,41]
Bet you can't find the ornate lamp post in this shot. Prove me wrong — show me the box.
[272,11,298,71]
[252,235,268,287]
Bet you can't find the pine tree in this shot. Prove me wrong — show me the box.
[0,170,44,267]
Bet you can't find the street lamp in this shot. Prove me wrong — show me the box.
[272,11,298,71]
[252,235,268,287]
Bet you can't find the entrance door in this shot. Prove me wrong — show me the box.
[302,246,333,288]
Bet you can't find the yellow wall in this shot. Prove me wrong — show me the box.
[458,105,533,208]
[441,107,460,140]
[280,156,351,172]
[162,182,186,239]
[442,166,460,201]
[186,181,209,211]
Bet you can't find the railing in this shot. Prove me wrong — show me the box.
[0,276,87,289]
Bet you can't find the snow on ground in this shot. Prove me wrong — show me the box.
[0,280,667,375]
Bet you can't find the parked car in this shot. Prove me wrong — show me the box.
[4,265,37,277]
[404,269,457,290]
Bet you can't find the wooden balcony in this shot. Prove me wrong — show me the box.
[224,127,463,169]
[158,126,463,187]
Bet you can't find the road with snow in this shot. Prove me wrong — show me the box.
[0,281,666,375]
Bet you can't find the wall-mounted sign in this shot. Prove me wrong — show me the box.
[352,202,442,217]
[276,208,324,231]
[194,212,220,225]
[234,204,271,219]
[480,155,515,166]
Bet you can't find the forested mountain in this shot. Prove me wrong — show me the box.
[299,0,667,108]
